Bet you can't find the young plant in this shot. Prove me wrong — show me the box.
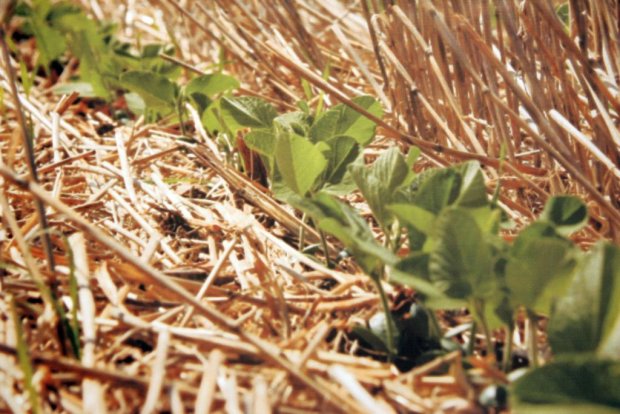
[389,168,590,363]
[290,192,401,357]
[349,146,419,249]
[216,95,383,200]
[216,95,383,263]
[16,0,238,125]
[511,242,620,412]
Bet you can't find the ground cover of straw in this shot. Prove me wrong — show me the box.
[1,0,620,413]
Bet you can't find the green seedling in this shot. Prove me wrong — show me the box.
[548,242,620,358]
[350,146,419,249]
[291,192,400,357]
[217,94,383,199]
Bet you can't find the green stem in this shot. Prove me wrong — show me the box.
[527,310,539,368]
[319,229,331,268]
[298,213,307,251]
[473,299,494,361]
[502,321,514,372]
[373,277,396,360]
[177,98,186,136]
[466,321,477,356]
[391,222,402,253]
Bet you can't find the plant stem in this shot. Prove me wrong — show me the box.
[319,229,331,268]
[474,299,494,361]
[298,213,307,251]
[373,277,396,360]
[526,310,539,368]
[502,322,514,372]
[466,321,477,356]
[177,98,187,136]
[391,222,402,253]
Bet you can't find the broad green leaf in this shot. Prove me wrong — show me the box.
[540,196,588,236]
[50,4,92,31]
[407,168,460,214]
[243,129,276,176]
[322,136,360,186]
[428,208,495,300]
[406,161,489,212]
[291,192,396,275]
[138,44,181,78]
[120,70,178,112]
[111,43,179,79]
[453,161,489,207]
[124,92,146,116]
[511,356,620,413]
[220,96,277,130]
[274,130,327,196]
[31,22,66,70]
[243,130,276,158]
[309,95,383,145]
[52,82,97,97]
[505,233,576,315]
[273,111,312,137]
[201,99,223,134]
[389,253,465,309]
[321,174,357,196]
[548,242,620,358]
[22,1,71,70]
[388,204,436,235]
[185,74,239,113]
[68,30,110,99]
[350,146,411,229]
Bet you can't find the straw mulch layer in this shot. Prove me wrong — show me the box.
[1,0,619,412]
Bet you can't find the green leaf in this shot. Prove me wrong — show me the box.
[274,130,327,196]
[219,96,277,130]
[52,82,97,97]
[68,32,110,99]
[548,242,620,358]
[185,74,239,113]
[243,129,276,176]
[291,192,396,275]
[453,161,489,207]
[407,168,460,213]
[30,11,66,69]
[124,92,146,116]
[120,70,178,112]
[511,356,620,413]
[505,226,577,315]
[243,129,276,158]
[309,95,383,145]
[322,136,360,186]
[350,146,411,229]
[406,161,488,212]
[540,196,588,236]
[389,253,464,309]
[273,111,312,137]
[388,204,436,235]
[428,208,495,300]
